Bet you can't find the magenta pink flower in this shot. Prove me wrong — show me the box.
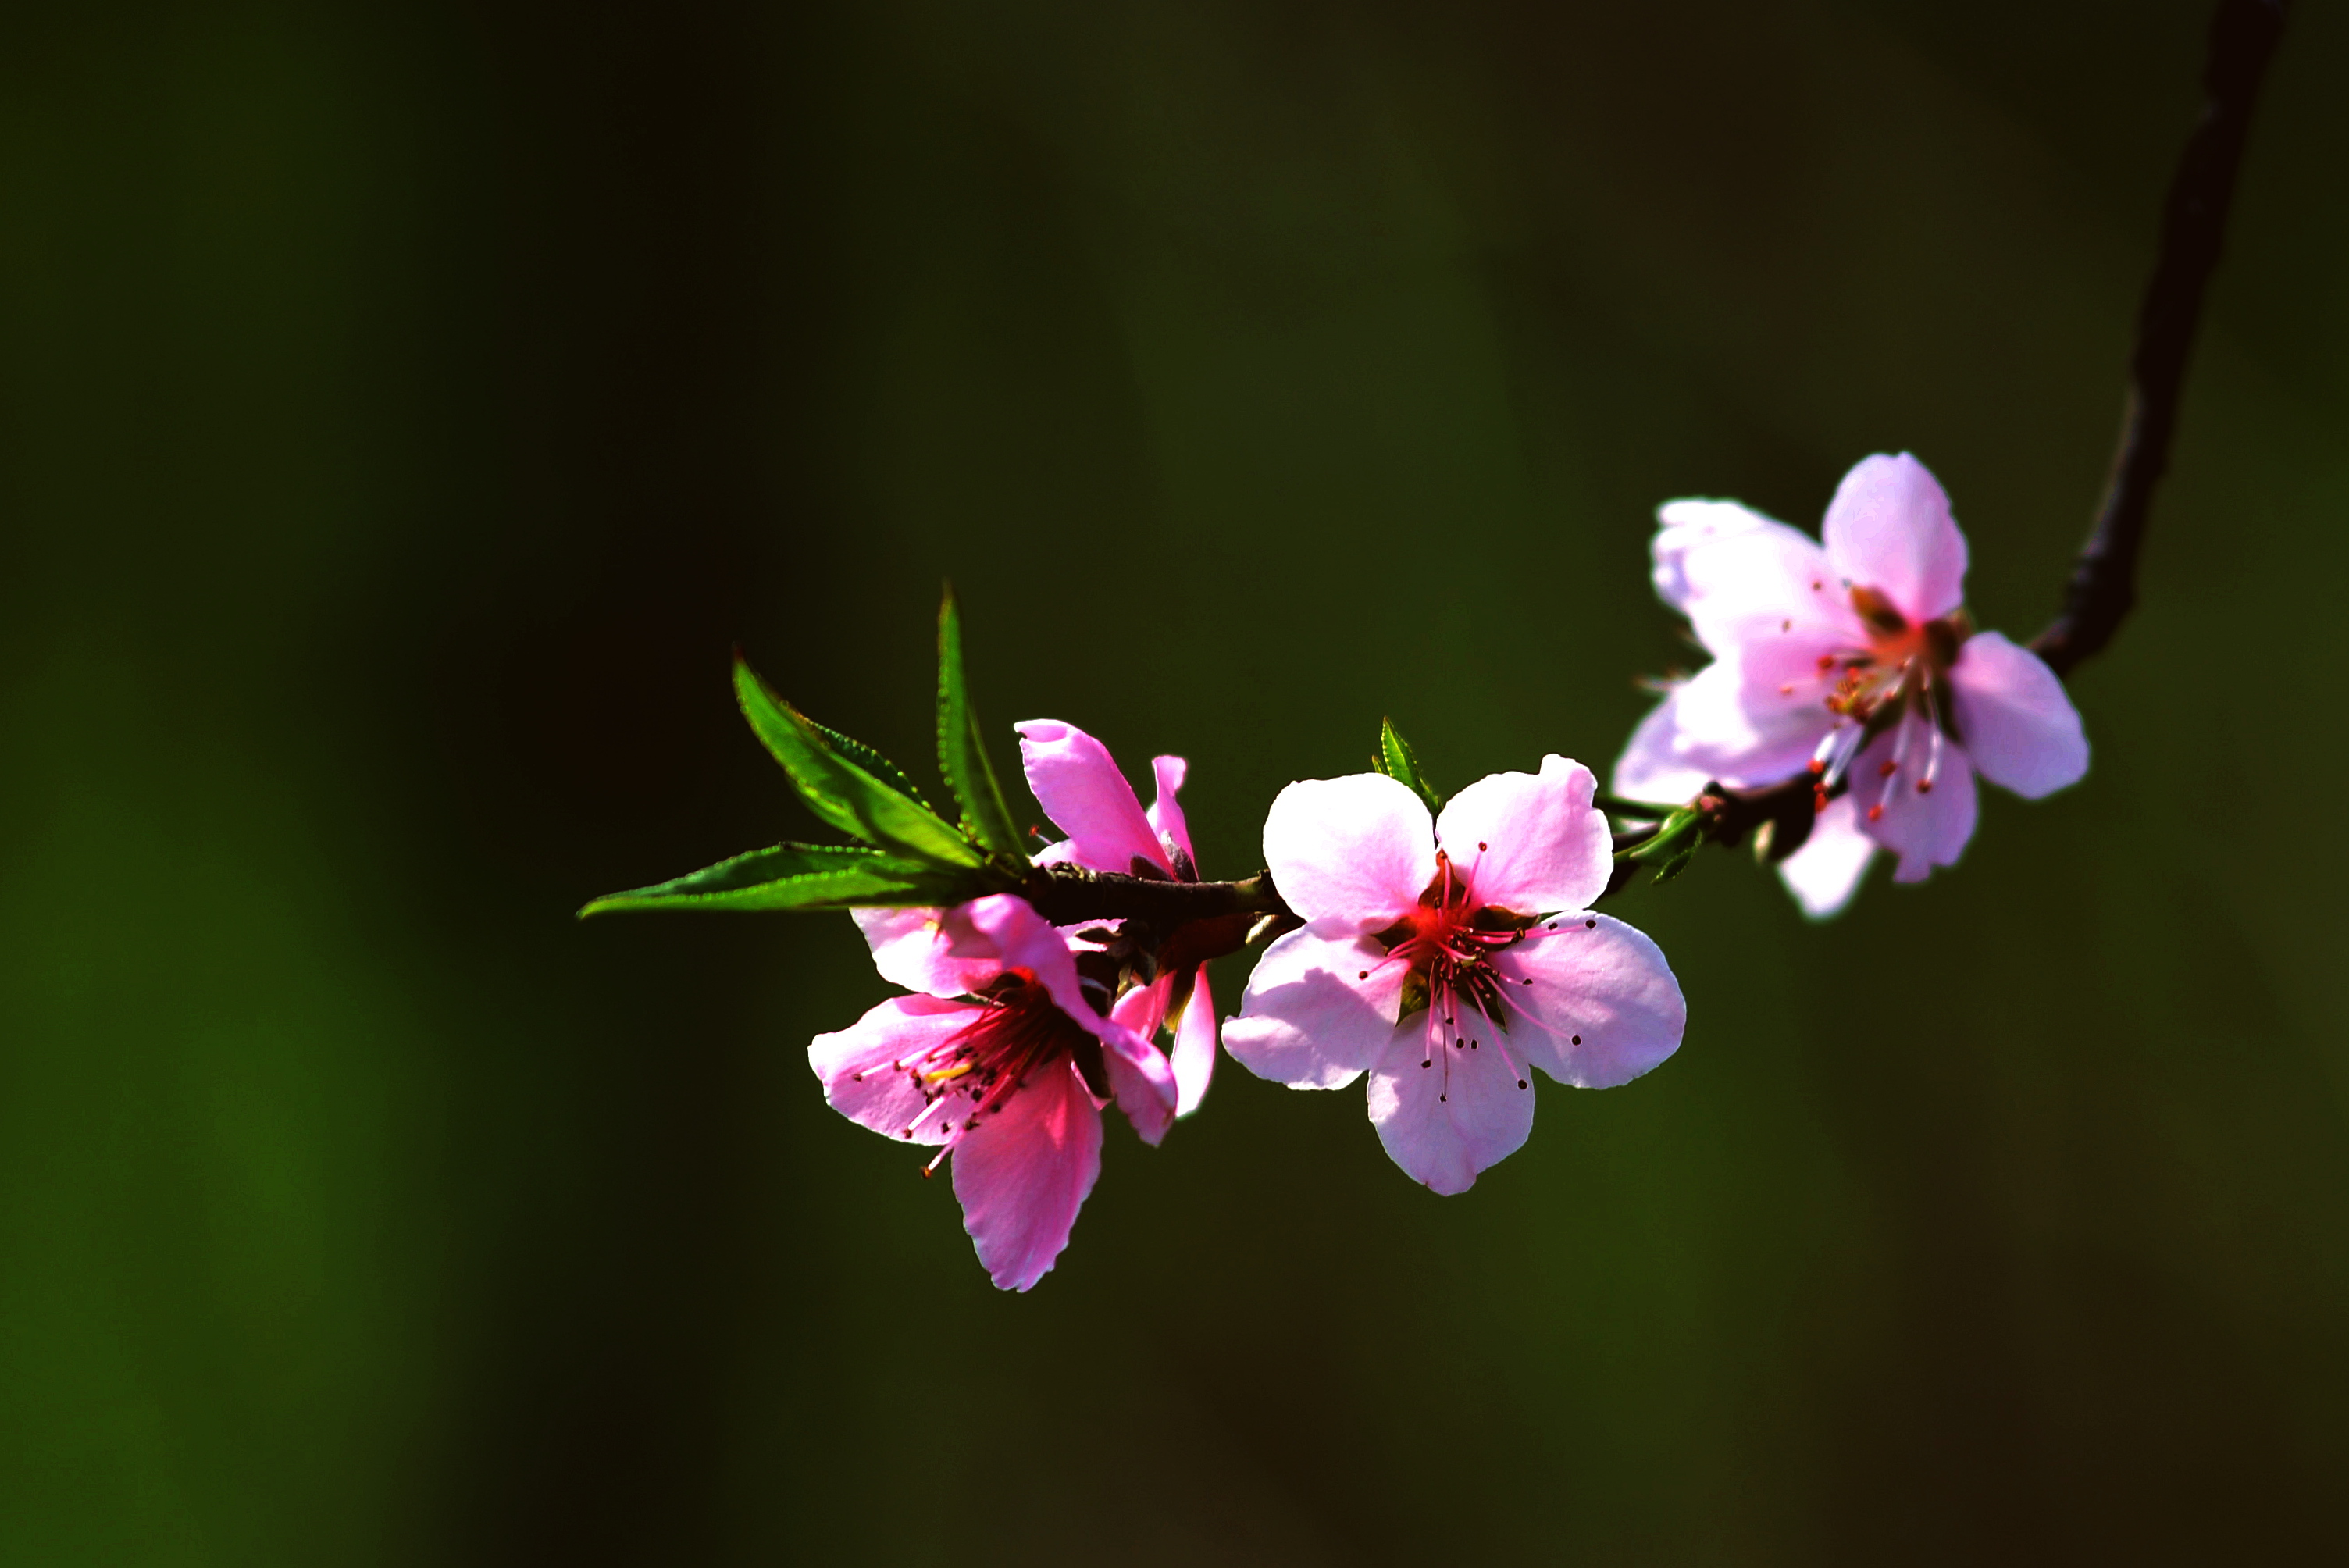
[1014,718,1219,1117]
[1223,757,1686,1193]
[1614,453,2089,916]
[814,893,1178,1291]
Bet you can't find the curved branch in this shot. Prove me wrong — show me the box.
[2031,0,2288,676]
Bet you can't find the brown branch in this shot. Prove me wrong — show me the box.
[2031,0,2288,676]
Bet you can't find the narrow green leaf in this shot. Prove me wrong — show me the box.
[1623,806,1704,862]
[1594,793,1686,820]
[804,715,931,810]
[579,841,990,915]
[1378,717,1444,813]
[936,588,1027,861]
[732,657,982,868]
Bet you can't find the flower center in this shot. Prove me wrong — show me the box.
[1370,848,1540,1101]
[857,968,1095,1171]
[1801,586,1972,814]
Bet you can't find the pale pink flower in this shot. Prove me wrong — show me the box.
[1014,719,1220,1117]
[815,893,1178,1292]
[1614,453,2089,916]
[1224,757,1686,1194]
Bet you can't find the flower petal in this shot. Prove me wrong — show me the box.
[851,906,1000,997]
[1652,499,1780,612]
[1670,512,1856,658]
[951,1060,1103,1292]
[1110,971,1171,1043]
[1820,453,1969,623]
[1946,630,2089,799]
[1852,711,1978,882]
[1365,1013,1536,1194]
[1099,1012,1178,1147]
[1146,755,1196,872]
[1224,920,1406,1089]
[1612,686,1713,804]
[808,993,978,1144]
[1015,719,1167,876]
[1260,773,1435,926]
[1491,914,1685,1089]
[1775,793,1875,918]
[1625,654,1841,795]
[943,894,1090,1021]
[1169,966,1217,1117]
[1435,755,1611,916]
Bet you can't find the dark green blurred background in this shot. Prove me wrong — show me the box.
[6,0,2347,1561]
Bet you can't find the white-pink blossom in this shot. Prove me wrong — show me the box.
[815,894,1177,1291]
[1224,757,1686,1194]
[1614,453,2089,916]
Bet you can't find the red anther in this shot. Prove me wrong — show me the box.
[1878,760,1898,778]
[1916,779,1934,794]
[1808,758,1827,776]
[1816,654,1836,672]
[1813,786,1830,814]
[1866,804,1884,822]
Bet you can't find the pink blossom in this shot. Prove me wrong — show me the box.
[1223,757,1686,1194]
[1614,453,2089,916]
[814,893,1177,1291]
[1014,719,1219,1117]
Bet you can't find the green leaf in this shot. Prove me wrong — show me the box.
[1623,806,1704,863]
[579,841,992,916]
[936,588,1027,861]
[803,715,931,811]
[1374,716,1443,814]
[732,657,982,868]
[1593,793,1686,820]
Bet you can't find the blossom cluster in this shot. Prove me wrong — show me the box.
[589,454,2091,1290]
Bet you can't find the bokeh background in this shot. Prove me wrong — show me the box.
[7,0,2349,1561]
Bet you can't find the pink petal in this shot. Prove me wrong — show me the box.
[1098,1010,1178,1147]
[1670,511,1857,659]
[1490,914,1685,1089]
[1146,755,1196,871]
[1626,654,1838,794]
[1820,453,1969,623]
[808,993,978,1144]
[1224,920,1407,1089]
[1852,711,1979,882]
[1260,773,1435,927]
[1612,687,1713,804]
[1651,498,1781,612]
[1110,971,1171,1043]
[1364,1013,1535,1194]
[1014,719,1167,876]
[950,1060,1103,1292]
[852,906,999,997]
[1775,793,1875,918]
[1435,755,1611,916]
[946,894,1095,1028]
[1169,966,1217,1117]
[1945,630,2089,800]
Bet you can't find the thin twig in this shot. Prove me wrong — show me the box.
[2032,0,2288,676]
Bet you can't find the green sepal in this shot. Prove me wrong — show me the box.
[1371,716,1443,814]
[579,841,995,917]
[732,657,982,868]
[936,588,1027,861]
